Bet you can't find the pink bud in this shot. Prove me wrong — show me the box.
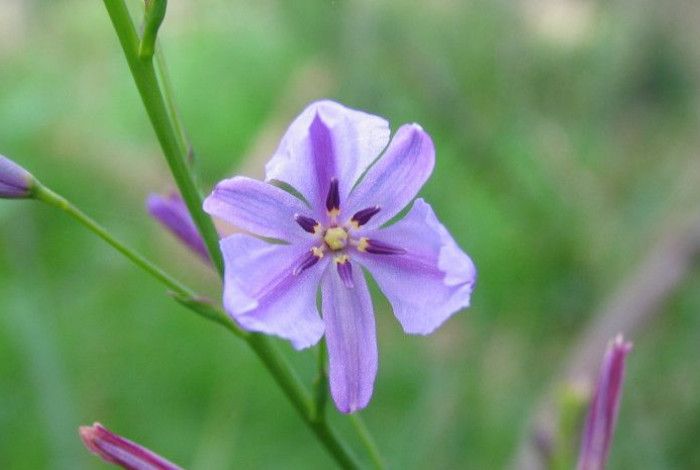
[79,422,182,470]
[577,335,633,470]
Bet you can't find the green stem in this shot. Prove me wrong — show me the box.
[33,183,234,331]
[349,414,385,470]
[35,183,186,297]
[246,335,358,469]
[313,340,329,421]
[102,0,223,276]
[155,46,192,165]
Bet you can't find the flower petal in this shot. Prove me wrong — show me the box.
[204,176,311,242]
[220,234,326,349]
[355,199,475,335]
[321,263,377,413]
[345,124,435,229]
[265,100,390,214]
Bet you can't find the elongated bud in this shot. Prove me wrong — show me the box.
[146,192,210,264]
[80,422,182,470]
[0,154,35,199]
[576,335,632,470]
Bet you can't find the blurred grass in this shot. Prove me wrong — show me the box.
[1,0,699,468]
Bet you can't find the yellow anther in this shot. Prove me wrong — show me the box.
[327,207,340,218]
[312,224,322,235]
[311,246,324,258]
[323,227,348,251]
[356,237,369,252]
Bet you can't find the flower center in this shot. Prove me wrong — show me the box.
[324,226,348,251]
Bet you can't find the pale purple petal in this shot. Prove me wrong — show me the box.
[220,234,326,349]
[265,100,390,214]
[577,335,633,470]
[146,192,210,264]
[321,263,377,413]
[354,199,475,335]
[345,124,435,229]
[0,154,34,199]
[80,422,182,470]
[203,176,311,242]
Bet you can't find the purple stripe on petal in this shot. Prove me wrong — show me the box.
[0,154,34,199]
[577,335,633,470]
[265,100,390,216]
[146,192,210,264]
[310,113,337,209]
[345,124,435,229]
[221,234,326,349]
[80,422,182,470]
[203,176,311,242]
[355,199,475,335]
[321,264,377,413]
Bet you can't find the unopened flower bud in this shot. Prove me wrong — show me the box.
[577,335,633,470]
[146,192,210,264]
[79,422,182,470]
[0,154,34,199]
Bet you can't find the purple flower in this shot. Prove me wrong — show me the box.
[79,422,182,470]
[204,100,476,413]
[577,335,633,470]
[146,192,210,264]
[0,154,34,199]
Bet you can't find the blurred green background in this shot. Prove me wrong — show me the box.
[1,0,700,468]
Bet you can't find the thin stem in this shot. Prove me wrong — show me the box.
[246,335,358,470]
[102,0,223,275]
[155,46,192,165]
[313,339,329,421]
[35,184,187,296]
[349,415,385,470]
[34,180,238,337]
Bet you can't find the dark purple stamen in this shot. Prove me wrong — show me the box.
[294,214,319,233]
[326,178,340,212]
[293,250,321,275]
[337,259,354,288]
[351,206,381,227]
[365,239,406,255]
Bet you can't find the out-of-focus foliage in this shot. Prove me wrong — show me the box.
[1,0,699,468]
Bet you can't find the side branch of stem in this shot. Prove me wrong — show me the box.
[102,0,223,275]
